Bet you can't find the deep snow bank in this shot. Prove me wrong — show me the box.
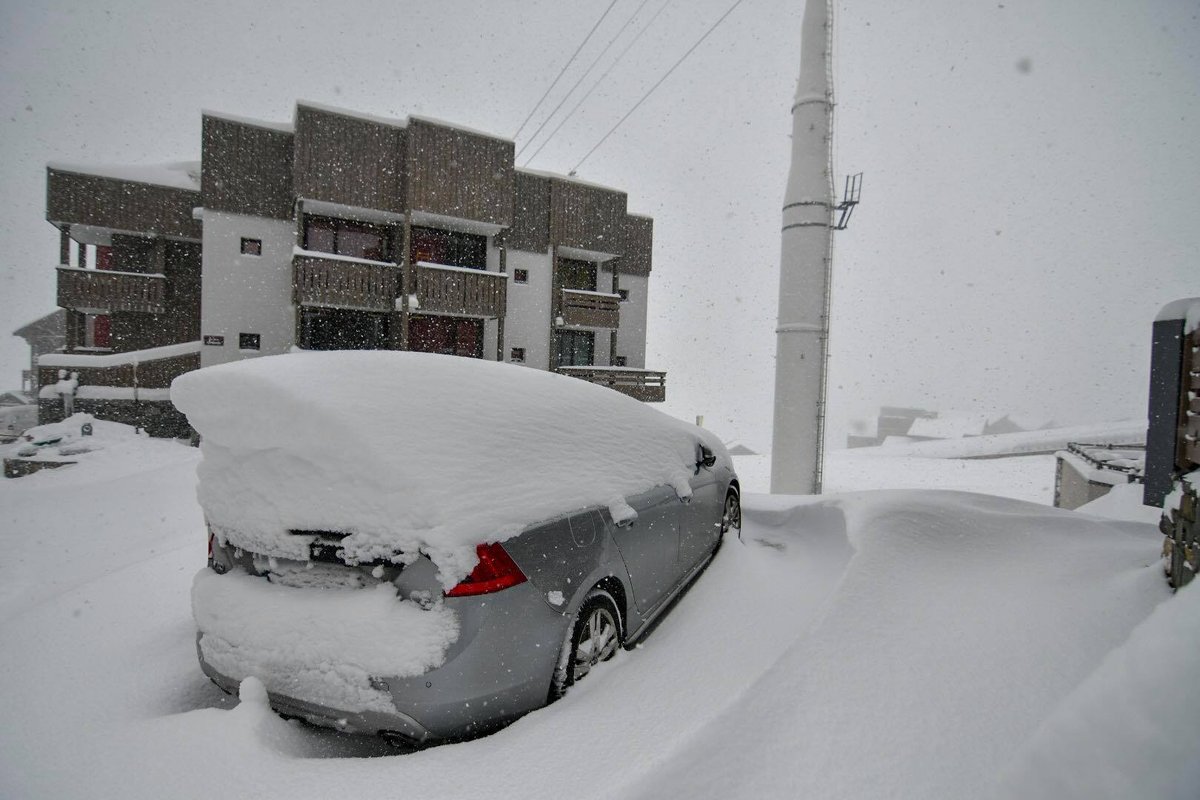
[619,491,1169,800]
[996,581,1199,799]
[172,351,723,585]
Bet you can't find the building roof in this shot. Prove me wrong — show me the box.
[13,310,65,341]
[45,160,201,192]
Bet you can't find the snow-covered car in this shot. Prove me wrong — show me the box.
[172,351,740,744]
[0,391,37,442]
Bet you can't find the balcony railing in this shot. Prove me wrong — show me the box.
[293,254,508,319]
[37,341,201,396]
[293,253,399,312]
[557,366,666,403]
[561,289,620,329]
[56,266,167,314]
[415,262,507,318]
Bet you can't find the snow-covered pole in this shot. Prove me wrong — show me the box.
[770,0,834,495]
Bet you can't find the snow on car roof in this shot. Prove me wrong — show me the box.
[171,351,721,586]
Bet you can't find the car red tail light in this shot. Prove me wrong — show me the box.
[445,543,527,597]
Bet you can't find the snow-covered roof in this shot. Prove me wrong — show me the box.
[171,351,723,587]
[202,109,294,134]
[46,160,201,192]
[517,166,626,195]
[295,100,407,129]
[39,340,201,369]
[908,413,990,439]
[1154,296,1200,325]
[408,114,511,142]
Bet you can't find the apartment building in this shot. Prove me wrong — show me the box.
[40,102,665,434]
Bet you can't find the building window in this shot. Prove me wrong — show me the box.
[617,288,629,301]
[555,330,594,367]
[409,315,484,359]
[410,226,487,269]
[613,356,627,367]
[558,258,597,291]
[513,268,529,284]
[238,333,261,351]
[510,347,526,363]
[240,237,262,256]
[304,216,391,261]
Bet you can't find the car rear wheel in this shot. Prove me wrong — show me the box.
[720,489,742,542]
[549,589,621,700]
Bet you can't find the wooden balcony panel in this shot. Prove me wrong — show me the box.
[557,367,666,403]
[415,264,507,318]
[293,254,398,312]
[56,267,167,314]
[37,352,199,391]
[561,289,620,329]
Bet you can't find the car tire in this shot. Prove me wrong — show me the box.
[549,589,622,701]
[719,489,742,545]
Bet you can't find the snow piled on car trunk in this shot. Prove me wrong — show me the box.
[171,351,718,586]
[192,569,458,713]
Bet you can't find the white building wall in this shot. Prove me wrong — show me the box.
[614,273,649,368]
[502,248,553,369]
[200,211,296,369]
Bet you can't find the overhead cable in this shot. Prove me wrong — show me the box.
[571,0,746,173]
[512,0,621,142]
[516,0,656,160]
[523,0,674,166]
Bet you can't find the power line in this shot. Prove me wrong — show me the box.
[512,0,621,142]
[571,0,746,173]
[516,0,656,161]
[523,0,674,167]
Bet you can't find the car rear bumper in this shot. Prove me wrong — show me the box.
[195,578,569,742]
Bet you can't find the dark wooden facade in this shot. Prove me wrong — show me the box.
[47,168,201,239]
[550,178,628,255]
[561,289,620,329]
[294,104,406,213]
[57,267,167,314]
[509,171,551,253]
[622,215,654,276]
[555,366,667,403]
[293,254,399,313]
[293,255,506,320]
[202,114,295,219]
[407,118,514,226]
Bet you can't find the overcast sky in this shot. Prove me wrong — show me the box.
[1,0,1196,451]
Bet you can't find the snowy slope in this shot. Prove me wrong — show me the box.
[0,429,1192,799]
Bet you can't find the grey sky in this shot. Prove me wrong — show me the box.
[1,0,1196,451]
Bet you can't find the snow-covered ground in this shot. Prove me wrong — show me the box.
[1,425,1195,798]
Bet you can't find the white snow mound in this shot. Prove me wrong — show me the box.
[171,351,722,586]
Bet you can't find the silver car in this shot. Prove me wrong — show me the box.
[199,442,740,745]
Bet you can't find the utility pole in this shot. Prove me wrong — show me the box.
[770,0,835,495]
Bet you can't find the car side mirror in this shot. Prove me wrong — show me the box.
[697,444,717,471]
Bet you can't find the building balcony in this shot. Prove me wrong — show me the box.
[414,261,507,318]
[293,252,399,312]
[557,366,666,403]
[57,266,167,314]
[293,253,508,319]
[560,289,620,329]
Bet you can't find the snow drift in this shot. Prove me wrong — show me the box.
[171,351,723,585]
